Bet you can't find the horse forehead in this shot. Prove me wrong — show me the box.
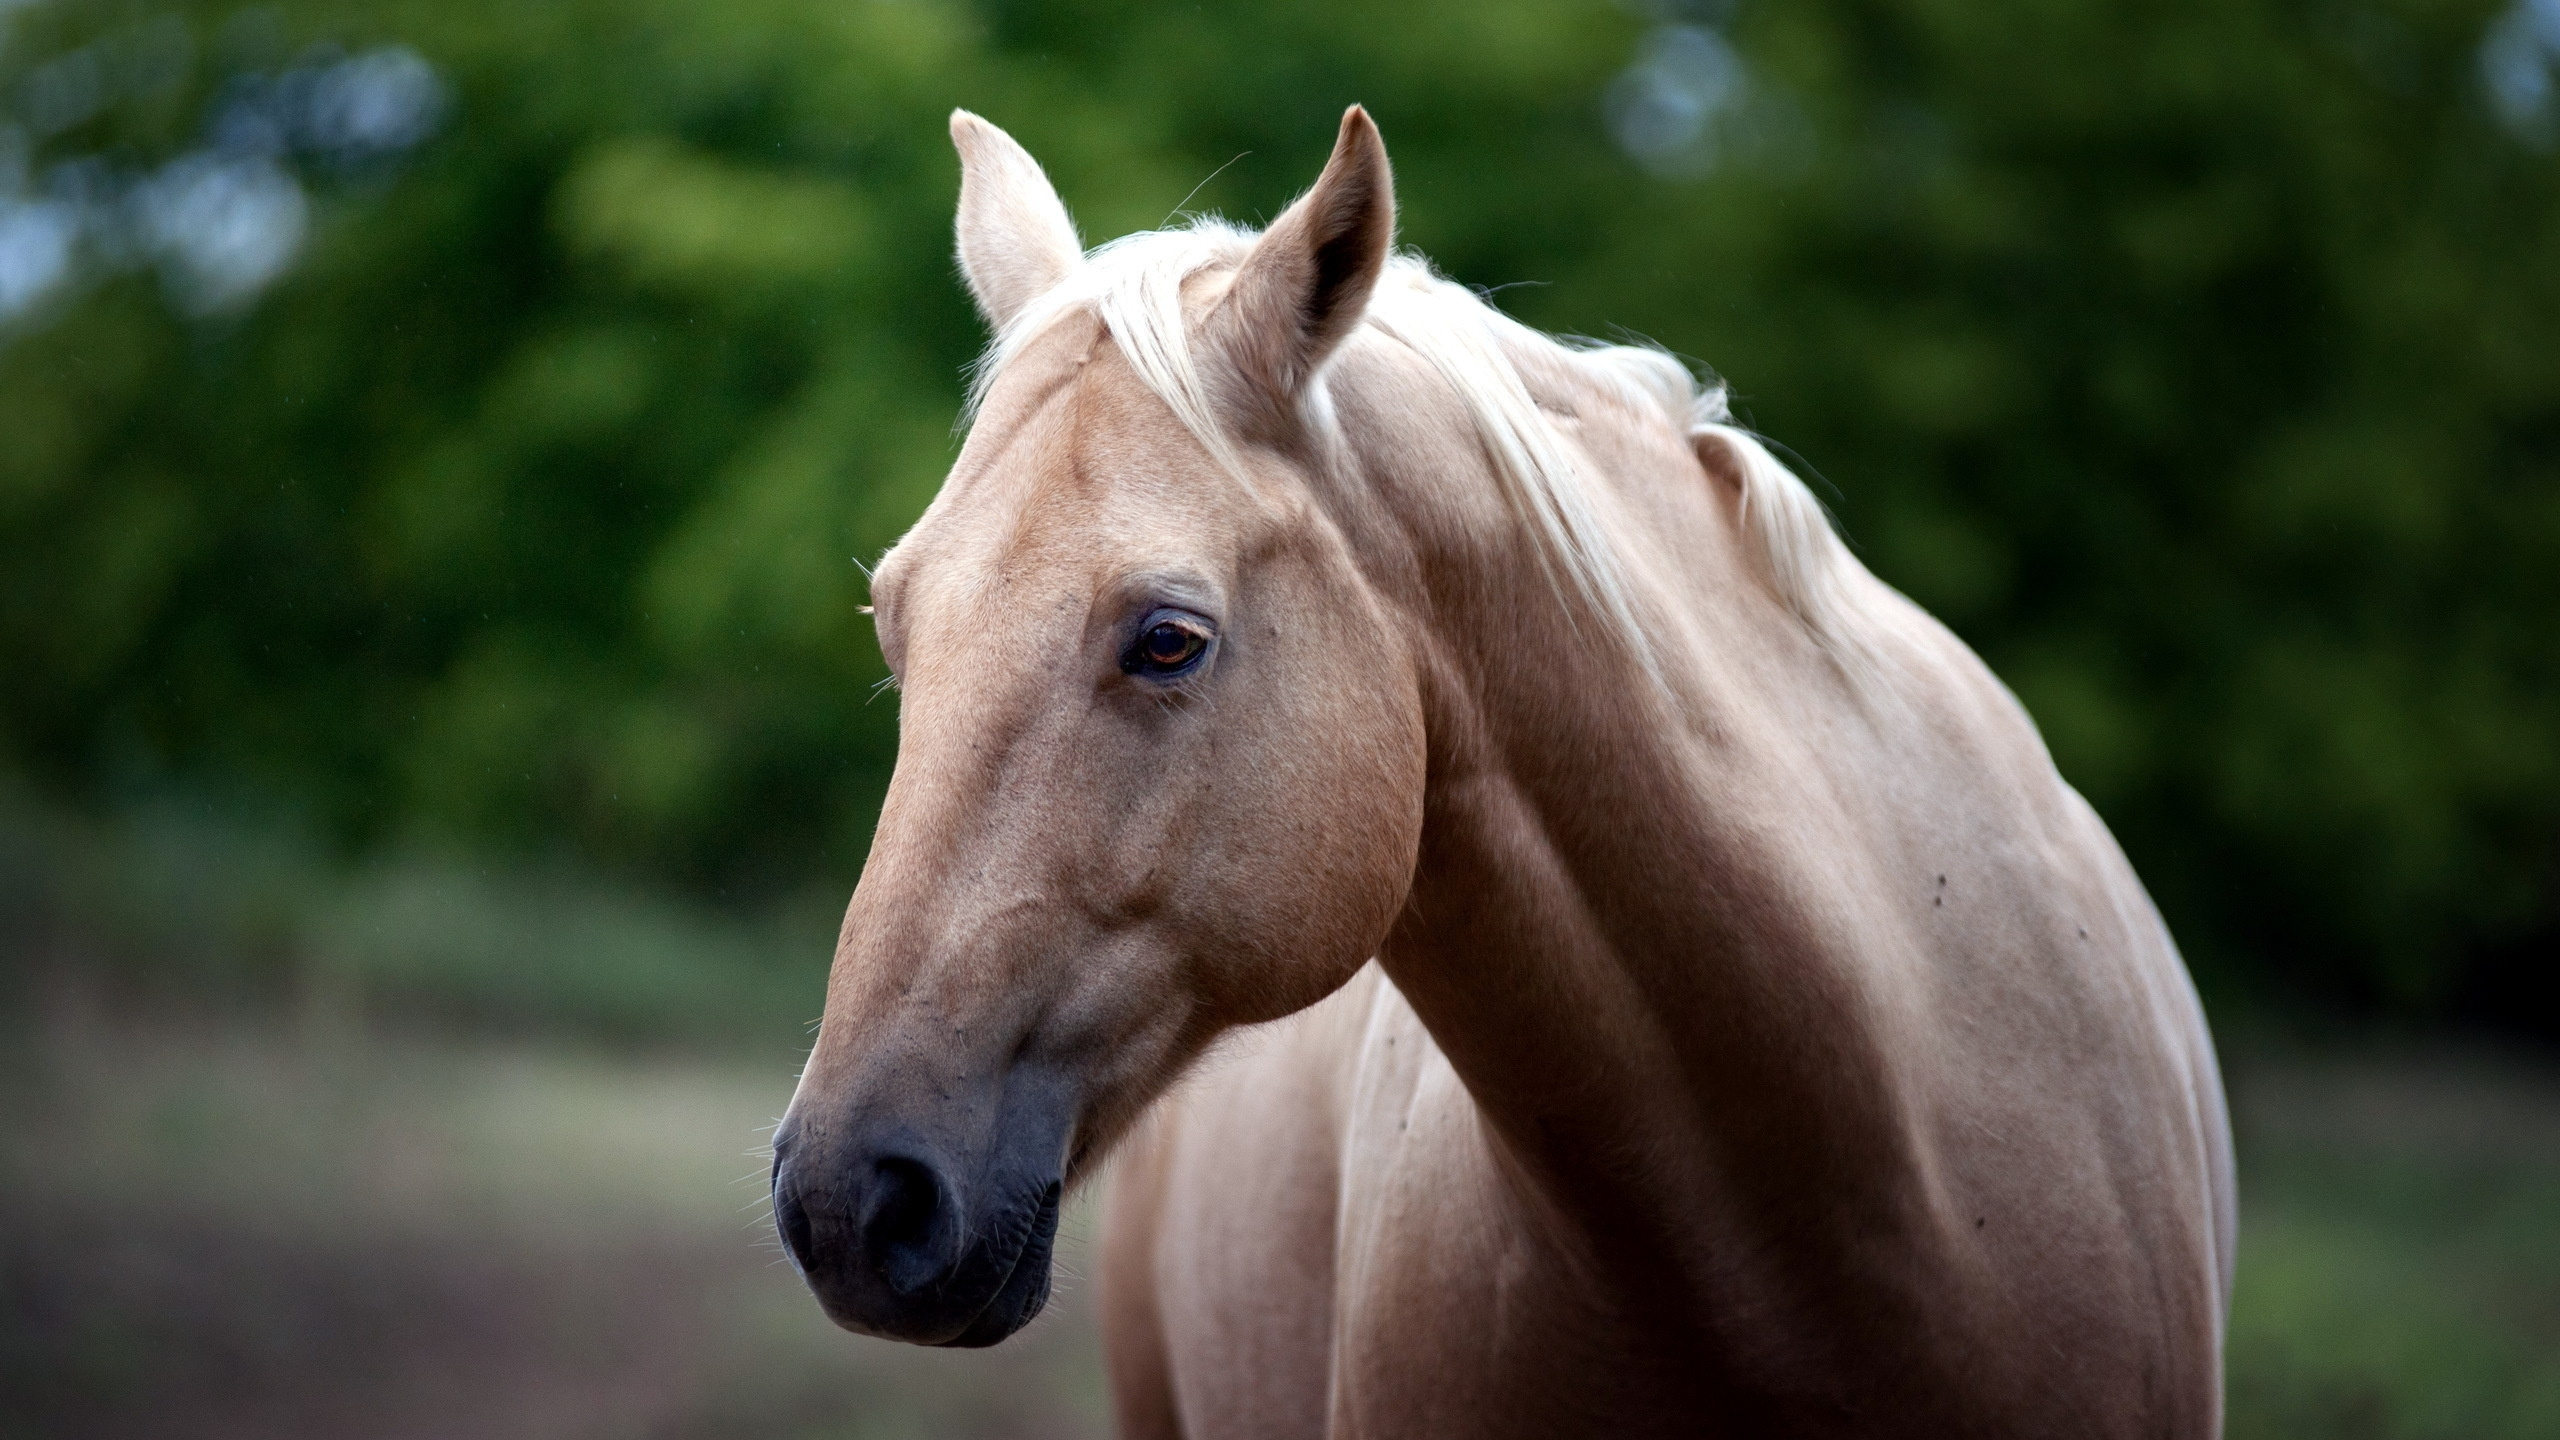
[1012,325,1222,495]
[960,314,1204,481]
[924,340,1245,570]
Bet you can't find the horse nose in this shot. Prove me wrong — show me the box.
[771,1141,965,1302]
[859,1154,957,1295]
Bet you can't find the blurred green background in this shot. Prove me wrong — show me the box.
[2,0,2556,1436]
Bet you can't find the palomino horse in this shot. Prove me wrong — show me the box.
[772,106,2236,1437]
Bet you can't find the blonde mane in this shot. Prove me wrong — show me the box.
[964,218,1877,674]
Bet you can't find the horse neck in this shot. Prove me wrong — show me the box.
[1334,363,1929,1280]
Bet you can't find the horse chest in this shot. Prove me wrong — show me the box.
[1328,1054,1657,1435]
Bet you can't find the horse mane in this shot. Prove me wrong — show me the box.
[964,218,1879,677]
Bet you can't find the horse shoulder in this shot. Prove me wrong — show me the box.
[1859,609,2235,1430]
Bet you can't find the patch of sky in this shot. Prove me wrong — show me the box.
[1609,24,1746,169]
[2482,0,2560,140]
[211,44,446,171]
[127,150,306,310]
[0,191,72,315]
[1604,2,1806,180]
[0,123,70,316]
[0,30,445,327]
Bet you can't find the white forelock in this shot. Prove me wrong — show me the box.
[963,218,1876,676]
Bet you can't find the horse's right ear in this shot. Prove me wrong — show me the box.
[1215,106,1395,410]
[951,110,1084,331]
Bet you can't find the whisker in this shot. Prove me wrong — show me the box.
[1163,151,1250,226]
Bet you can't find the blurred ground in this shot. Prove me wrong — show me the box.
[0,994,1109,1440]
[1,994,2554,1439]
[2222,1045,2560,1439]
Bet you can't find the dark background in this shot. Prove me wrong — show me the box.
[3,2,2557,1436]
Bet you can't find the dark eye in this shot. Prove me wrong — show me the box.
[1123,615,1211,678]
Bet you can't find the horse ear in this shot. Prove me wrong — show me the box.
[1216,106,1395,408]
[951,110,1084,331]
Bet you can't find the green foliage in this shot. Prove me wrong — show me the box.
[1,0,2555,1017]
[0,795,837,1042]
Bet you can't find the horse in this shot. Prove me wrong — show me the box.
[769,105,2236,1438]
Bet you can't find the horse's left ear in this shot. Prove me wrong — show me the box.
[1215,106,1395,410]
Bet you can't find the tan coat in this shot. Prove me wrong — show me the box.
[773,108,2236,1439]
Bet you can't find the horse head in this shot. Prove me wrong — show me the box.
[770,107,1428,1346]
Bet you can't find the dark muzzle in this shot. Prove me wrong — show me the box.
[771,1071,1072,1347]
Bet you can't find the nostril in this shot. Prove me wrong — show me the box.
[861,1155,949,1295]
[862,1157,940,1250]
[775,1176,817,1276]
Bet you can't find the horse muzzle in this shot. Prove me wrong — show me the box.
[771,1073,1072,1347]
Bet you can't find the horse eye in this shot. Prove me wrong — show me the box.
[1124,617,1210,677]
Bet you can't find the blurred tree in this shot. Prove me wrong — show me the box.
[1570,0,2560,1019]
[1,0,2553,1023]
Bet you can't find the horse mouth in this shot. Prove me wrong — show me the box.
[933,1180,1063,1348]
